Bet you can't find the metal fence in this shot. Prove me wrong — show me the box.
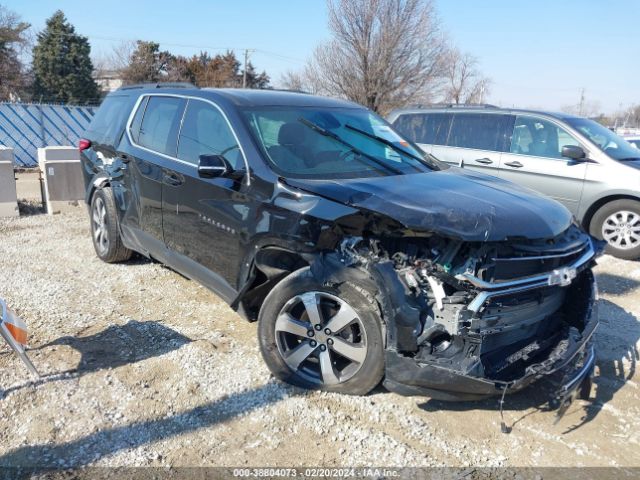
[0,102,97,167]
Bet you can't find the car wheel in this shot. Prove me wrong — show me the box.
[258,267,384,395]
[590,199,640,260]
[90,187,133,263]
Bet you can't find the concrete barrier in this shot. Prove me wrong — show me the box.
[38,146,84,215]
[0,147,19,217]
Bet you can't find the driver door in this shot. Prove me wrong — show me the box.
[499,115,587,215]
[161,98,250,299]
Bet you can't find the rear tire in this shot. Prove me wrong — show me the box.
[589,199,640,260]
[258,267,384,395]
[90,187,133,263]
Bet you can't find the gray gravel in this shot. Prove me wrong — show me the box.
[0,208,638,468]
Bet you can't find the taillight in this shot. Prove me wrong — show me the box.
[78,139,92,151]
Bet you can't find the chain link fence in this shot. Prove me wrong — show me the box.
[0,102,97,167]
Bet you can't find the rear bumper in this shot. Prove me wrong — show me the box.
[383,273,599,402]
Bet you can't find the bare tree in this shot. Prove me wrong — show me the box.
[561,90,601,119]
[302,0,446,114]
[279,69,322,94]
[279,70,306,92]
[94,40,137,74]
[0,5,30,101]
[441,48,491,104]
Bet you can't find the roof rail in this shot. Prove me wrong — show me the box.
[119,82,197,91]
[266,88,309,94]
[407,103,499,109]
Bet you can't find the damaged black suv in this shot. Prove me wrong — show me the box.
[80,84,598,404]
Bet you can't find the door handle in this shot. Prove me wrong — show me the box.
[504,161,524,168]
[475,158,493,165]
[164,172,184,186]
[118,153,131,163]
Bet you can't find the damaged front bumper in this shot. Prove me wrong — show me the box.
[383,314,597,401]
[382,238,599,403]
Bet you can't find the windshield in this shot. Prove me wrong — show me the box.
[565,117,640,161]
[242,106,440,179]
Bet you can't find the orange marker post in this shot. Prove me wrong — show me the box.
[0,298,39,378]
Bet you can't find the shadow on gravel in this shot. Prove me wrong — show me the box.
[596,272,640,295]
[417,380,554,432]
[0,381,298,474]
[17,199,45,216]
[0,320,192,398]
[563,298,639,434]
[40,320,193,373]
[417,298,640,435]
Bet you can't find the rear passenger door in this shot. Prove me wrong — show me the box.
[498,115,587,214]
[122,95,186,253]
[433,113,513,176]
[161,98,250,301]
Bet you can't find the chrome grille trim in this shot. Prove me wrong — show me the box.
[464,238,596,313]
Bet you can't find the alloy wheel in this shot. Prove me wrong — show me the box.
[275,291,368,386]
[602,210,640,250]
[92,197,109,255]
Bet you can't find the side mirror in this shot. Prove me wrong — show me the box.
[198,154,230,178]
[561,145,587,161]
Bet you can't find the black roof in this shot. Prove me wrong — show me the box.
[112,84,361,109]
[209,89,361,108]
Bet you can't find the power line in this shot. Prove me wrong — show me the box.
[40,31,307,65]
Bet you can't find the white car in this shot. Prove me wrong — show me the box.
[623,135,640,149]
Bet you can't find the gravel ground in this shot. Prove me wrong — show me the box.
[0,207,638,470]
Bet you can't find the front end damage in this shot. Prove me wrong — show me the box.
[310,224,599,406]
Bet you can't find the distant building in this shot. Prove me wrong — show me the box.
[615,127,640,136]
[93,70,123,94]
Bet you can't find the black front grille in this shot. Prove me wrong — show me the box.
[484,225,591,282]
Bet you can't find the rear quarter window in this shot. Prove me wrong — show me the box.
[392,113,452,146]
[448,113,513,152]
[85,95,131,147]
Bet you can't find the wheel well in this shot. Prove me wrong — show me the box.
[87,179,110,205]
[239,247,310,321]
[582,195,640,231]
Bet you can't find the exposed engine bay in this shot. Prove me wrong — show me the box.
[310,224,599,402]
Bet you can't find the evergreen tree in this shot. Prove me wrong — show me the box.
[243,62,270,89]
[32,10,99,104]
[120,43,271,89]
[121,41,165,84]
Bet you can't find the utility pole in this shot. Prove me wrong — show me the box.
[242,49,251,89]
[578,88,585,116]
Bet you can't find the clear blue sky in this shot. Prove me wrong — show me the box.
[6,0,638,113]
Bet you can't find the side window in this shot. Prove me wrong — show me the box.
[138,96,185,157]
[430,113,453,146]
[129,96,149,144]
[392,113,452,146]
[177,100,243,169]
[510,116,581,159]
[447,113,510,152]
[392,114,425,144]
[86,94,131,146]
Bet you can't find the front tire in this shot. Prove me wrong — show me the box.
[590,199,640,260]
[258,267,384,395]
[90,188,133,263]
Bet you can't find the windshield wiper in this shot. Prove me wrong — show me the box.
[298,118,403,175]
[344,124,426,166]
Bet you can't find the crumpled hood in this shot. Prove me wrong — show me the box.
[284,168,572,241]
